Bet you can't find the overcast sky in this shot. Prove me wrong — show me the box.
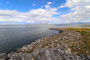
[0,0,90,24]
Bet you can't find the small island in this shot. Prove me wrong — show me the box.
[0,28,90,60]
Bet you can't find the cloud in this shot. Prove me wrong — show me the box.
[0,1,90,24]
[60,0,90,23]
[59,5,65,8]
[0,2,60,24]
[47,2,52,5]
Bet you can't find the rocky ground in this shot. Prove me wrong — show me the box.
[0,29,90,60]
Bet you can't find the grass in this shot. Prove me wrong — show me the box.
[67,28,90,55]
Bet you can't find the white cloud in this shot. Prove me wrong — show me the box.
[47,2,52,5]
[59,5,65,8]
[60,0,90,23]
[45,5,50,9]
[86,5,90,8]
[0,3,60,24]
[0,0,90,24]
[45,2,52,9]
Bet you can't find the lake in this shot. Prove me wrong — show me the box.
[0,24,58,53]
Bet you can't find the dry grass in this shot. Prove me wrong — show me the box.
[67,28,90,55]
[28,28,90,55]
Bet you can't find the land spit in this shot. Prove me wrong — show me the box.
[0,28,90,60]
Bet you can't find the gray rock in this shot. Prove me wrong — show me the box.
[0,53,7,60]
[87,56,90,60]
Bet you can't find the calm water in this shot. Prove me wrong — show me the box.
[0,24,58,53]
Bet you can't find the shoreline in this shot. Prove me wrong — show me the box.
[0,28,90,60]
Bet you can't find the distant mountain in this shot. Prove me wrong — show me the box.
[69,22,90,24]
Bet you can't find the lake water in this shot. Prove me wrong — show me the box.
[0,24,58,53]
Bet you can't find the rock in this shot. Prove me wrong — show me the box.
[87,56,90,60]
[59,49,65,55]
[0,53,7,60]
[56,44,60,48]
[65,48,71,54]
[31,58,34,60]
[54,40,58,43]
[45,49,52,60]
[0,59,5,60]
[64,44,68,49]
[2,48,89,60]
[86,51,89,54]
[22,48,89,60]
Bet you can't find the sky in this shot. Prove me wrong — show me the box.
[0,0,90,24]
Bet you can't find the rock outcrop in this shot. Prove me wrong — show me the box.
[8,48,90,60]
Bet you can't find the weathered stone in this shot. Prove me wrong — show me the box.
[65,48,71,54]
[87,56,90,60]
[0,53,7,60]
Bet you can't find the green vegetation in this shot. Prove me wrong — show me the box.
[67,28,90,55]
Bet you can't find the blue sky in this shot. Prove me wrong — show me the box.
[0,0,66,12]
[0,0,90,24]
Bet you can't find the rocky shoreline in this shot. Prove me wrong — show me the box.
[0,28,90,60]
